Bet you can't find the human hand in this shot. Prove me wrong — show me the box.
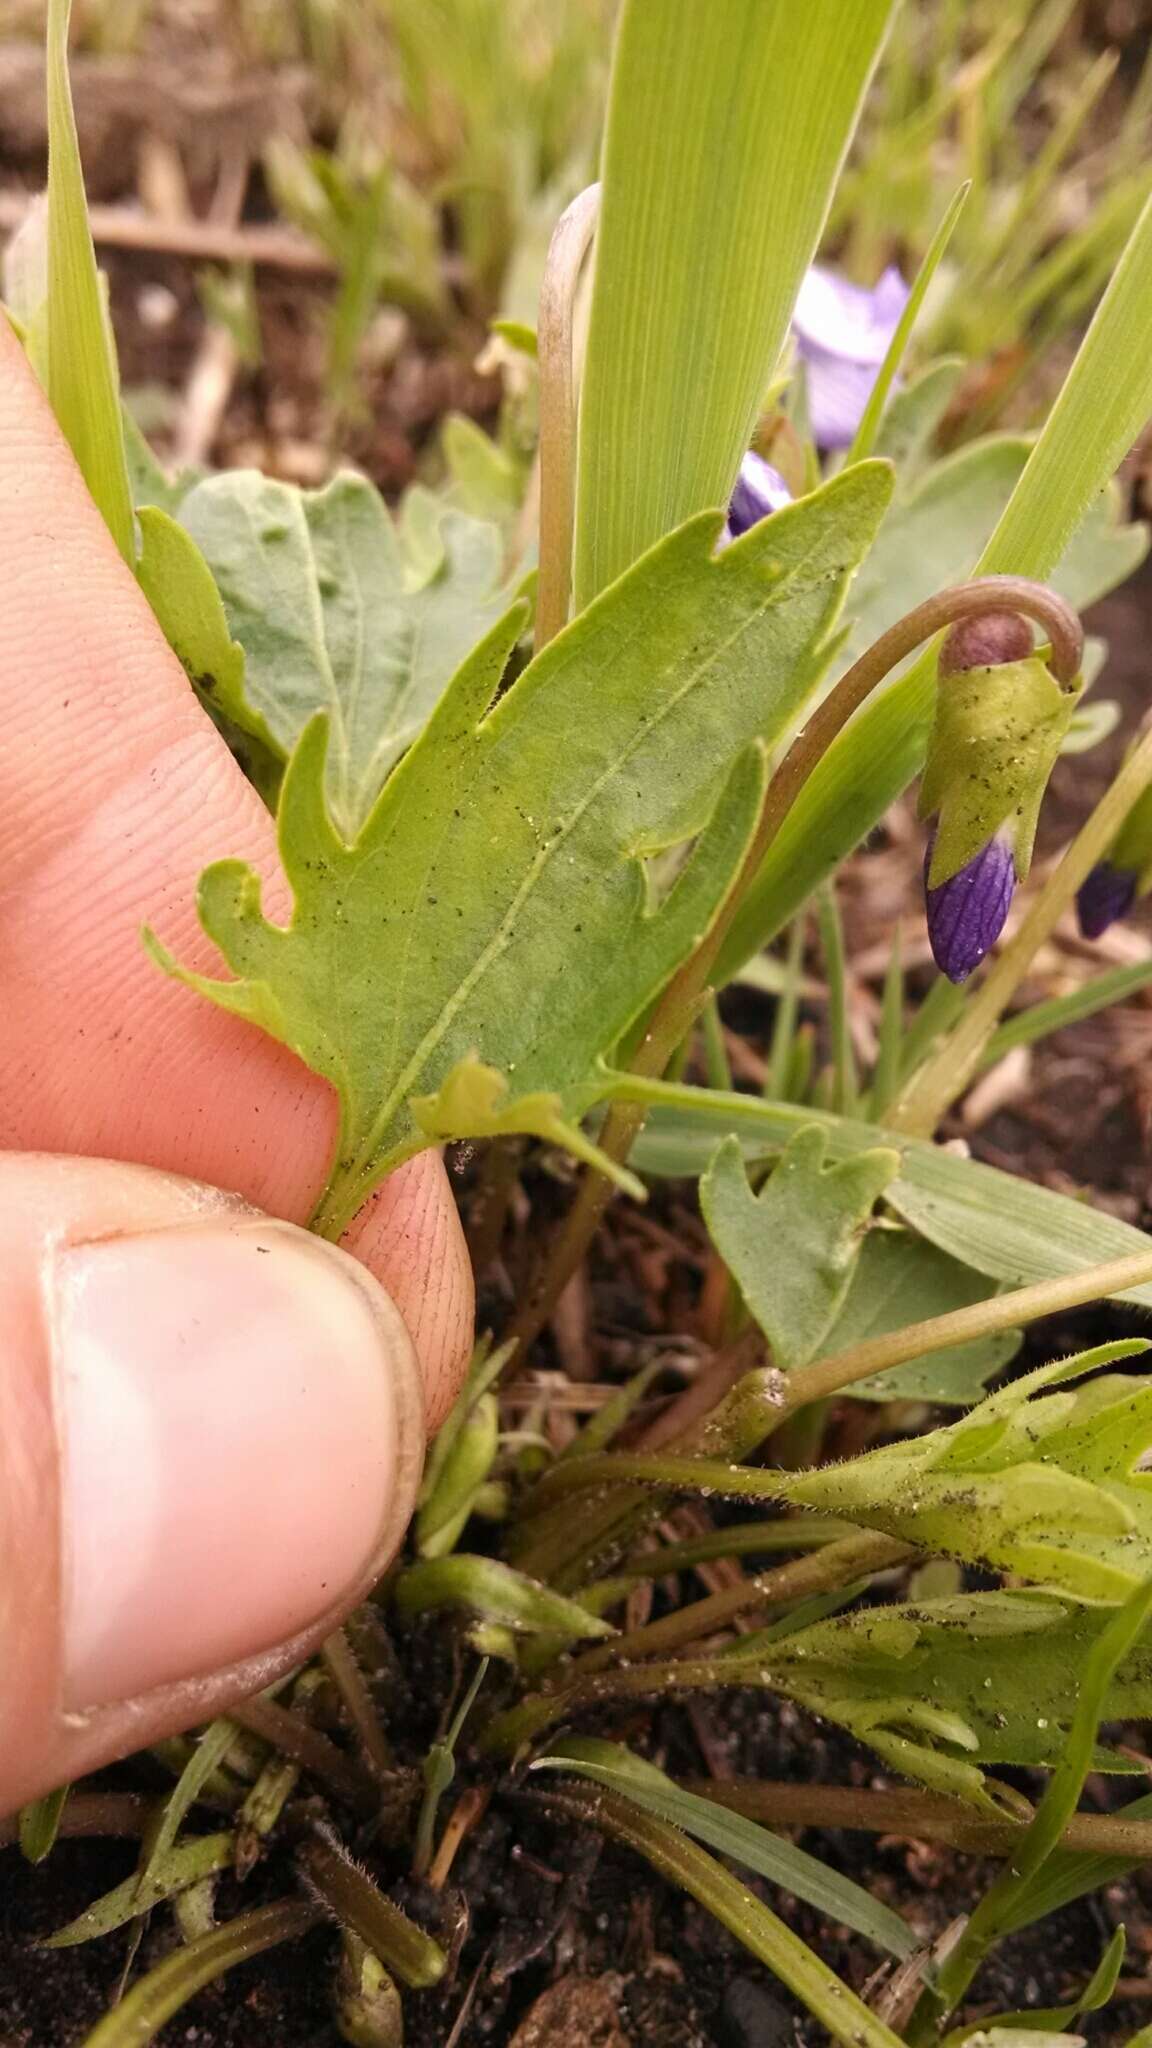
[0,321,473,1812]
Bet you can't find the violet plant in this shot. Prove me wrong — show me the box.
[13,0,1152,2043]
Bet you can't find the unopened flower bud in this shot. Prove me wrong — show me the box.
[924,826,1016,983]
[1076,774,1152,937]
[919,602,1082,980]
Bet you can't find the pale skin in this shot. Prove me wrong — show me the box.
[0,319,474,1811]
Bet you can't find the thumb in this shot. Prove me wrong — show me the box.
[1,1154,425,1813]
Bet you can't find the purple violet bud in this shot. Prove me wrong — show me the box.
[725,451,793,542]
[925,827,1016,984]
[792,264,909,450]
[1076,861,1139,940]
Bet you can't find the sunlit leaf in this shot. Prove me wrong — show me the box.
[151,468,891,1238]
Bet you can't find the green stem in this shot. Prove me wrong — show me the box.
[784,1245,1152,1410]
[509,576,1082,1357]
[569,1529,908,1677]
[531,1786,906,2048]
[891,717,1152,1134]
[78,1901,323,2048]
[535,183,602,653]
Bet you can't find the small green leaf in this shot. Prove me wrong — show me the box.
[177,470,516,838]
[441,412,522,522]
[135,1718,240,1906]
[700,1128,899,1371]
[393,1555,616,1640]
[416,1387,499,1557]
[44,0,133,562]
[42,1833,234,1948]
[624,1083,1152,1313]
[823,1229,1019,1405]
[777,1340,1152,1600]
[18,1784,69,1865]
[533,1737,918,1961]
[411,1053,645,1197]
[154,467,891,1237]
[135,507,274,749]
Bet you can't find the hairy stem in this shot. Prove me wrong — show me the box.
[510,576,1083,1356]
[569,1529,909,1676]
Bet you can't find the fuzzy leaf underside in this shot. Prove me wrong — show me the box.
[700,1128,900,1371]
[177,469,515,838]
[151,464,892,1223]
[778,1342,1152,1600]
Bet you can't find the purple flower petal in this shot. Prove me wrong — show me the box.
[792,264,909,450]
[925,832,1016,984]
[725,451,793,540]
[1077,861,1139,940]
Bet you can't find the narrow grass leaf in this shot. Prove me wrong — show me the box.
[44,0,134,562]
[533,1737,918,1960]
[42,1833,234,1948]
[848,181,970,465]
[573,0,896,604]
[77,1900,321,2048]
[394,1555,615,1639]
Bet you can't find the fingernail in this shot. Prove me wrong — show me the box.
[53,1220,422,1710]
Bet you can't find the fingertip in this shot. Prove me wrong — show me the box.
[341,1151,474,1431]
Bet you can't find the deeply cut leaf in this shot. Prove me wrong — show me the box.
[177,469,516,838]
[701,1128,899,1371]
[776,1341,1152,1601]
[761,1590,1152,1808]
[152,465,891,1234]
[624,1083,1152,1313]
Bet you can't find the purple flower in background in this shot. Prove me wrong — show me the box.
[924,826,1017,984]
[792,264,909,449]
[725,450,793,541]
[1077,861,1140,939]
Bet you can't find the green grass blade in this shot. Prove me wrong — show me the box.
[766,916,807,1099]
[816,886,857,1114]
[536,1783,907,2048]
[868,924,905,1116]
[42,1833,235,1948]
[847,181,969,466]
[45,0,134,563]
[135,1717,239,1904]
[573,0,896,606]
[534,1738,918,1960]
[979,960,1152,1069]
[718,184,1152,977]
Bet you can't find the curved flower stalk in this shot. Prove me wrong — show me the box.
[919,610,1084,982]
[792,263,909,449]
[1077,776,1152,937]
